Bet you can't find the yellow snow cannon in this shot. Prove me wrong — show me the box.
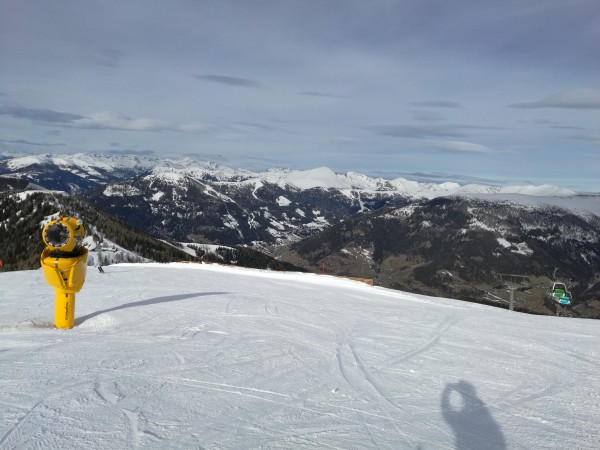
[40,216,88,329]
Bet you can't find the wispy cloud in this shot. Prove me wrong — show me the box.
[0,104,216,134]
[194,74,263,88]
[521,118,554,125]
[103,149,156,156]
[410,110,445,122]
[0,104,84,123]
[550,125,585,130]
[70,112,217,133]
[366,122,506,139]
[1,103,293,137]
[510,89,600,109]
[366,123,467,139]
[410,101,463,108]
[391,171,502,186]
[565,134,600,146]
[0,138,64,147]
[181,152,230,163]
[430,140,493,154]
[229,121,290,134]
[298,91,345,98]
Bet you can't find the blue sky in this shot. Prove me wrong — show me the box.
[1,0,599,191]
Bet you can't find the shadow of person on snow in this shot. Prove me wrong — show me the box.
[441,380,506,450]
[75,292,227,326]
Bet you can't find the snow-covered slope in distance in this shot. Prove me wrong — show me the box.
[4,152,158,174]
[466,192,600,216]
[151,162,578,198]
[148,161,600,215]
[1,151,579,198]
[1,264,598,449]
[0,152,159,192]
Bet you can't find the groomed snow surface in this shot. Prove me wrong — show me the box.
[1,264,598,449]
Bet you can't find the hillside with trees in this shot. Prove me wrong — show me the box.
[0,189,306,274]
[278,197,600,318]
[0,191,193,271]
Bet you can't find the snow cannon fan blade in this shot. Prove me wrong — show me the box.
[42,217,84,254]
[44,222,70,246]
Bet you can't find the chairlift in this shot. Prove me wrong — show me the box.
[544,281,572,306]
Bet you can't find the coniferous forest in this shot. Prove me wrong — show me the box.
[0,192,193,271]
[0,190,306,274]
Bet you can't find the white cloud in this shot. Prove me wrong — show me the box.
[510,89,600,109]
[0,105,217,134]
[194,74,263,88]
[411,110,446,122]
[69,112,216,134]
[298,91,346,98]
[411,101,463,108]
[366,124,467,139]
[431,140,493,154]
[0,104,84,123]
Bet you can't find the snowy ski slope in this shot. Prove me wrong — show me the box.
[1,264,598,449]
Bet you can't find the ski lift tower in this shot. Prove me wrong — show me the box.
[497,274,531,311]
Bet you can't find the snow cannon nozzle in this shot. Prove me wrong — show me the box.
[40,216,88,329]
[42,216,85,255]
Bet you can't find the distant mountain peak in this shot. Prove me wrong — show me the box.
[0,151,580,198]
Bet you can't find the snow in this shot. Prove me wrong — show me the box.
[146,169,187,184]
[496,239,533,256]
[1,263,598,449]
[5,153,157,174]
[102,185,141,197]
[251,180,264,200]
[264,167,353,190]
[498,184,575,197]
[467,193,600,216]
[497,238,512,248]
[12,189,64,200]
[387,204,418,219]
[3,152,590,203]
[152,159,256,182]
[512,242,534,256]
[276,196,292,207]
[222,214,240,230]
[6,155,51,170]
[151,192,164,201]
[257,167,578,198]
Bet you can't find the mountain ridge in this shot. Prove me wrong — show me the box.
[0,151,580,197]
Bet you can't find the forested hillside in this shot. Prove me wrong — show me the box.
[0,189,307,274]
[208,246,306,273]
[0,191,193,271]
[280,197,600,318]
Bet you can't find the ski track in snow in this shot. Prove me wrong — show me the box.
[0,263,599,449]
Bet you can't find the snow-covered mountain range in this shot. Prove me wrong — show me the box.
[0,152,158,192]
[1,263,598,449]
[4,151,598,249]
[0,151,580,197]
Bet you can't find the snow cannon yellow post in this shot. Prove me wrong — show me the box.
[40,216,88,329]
